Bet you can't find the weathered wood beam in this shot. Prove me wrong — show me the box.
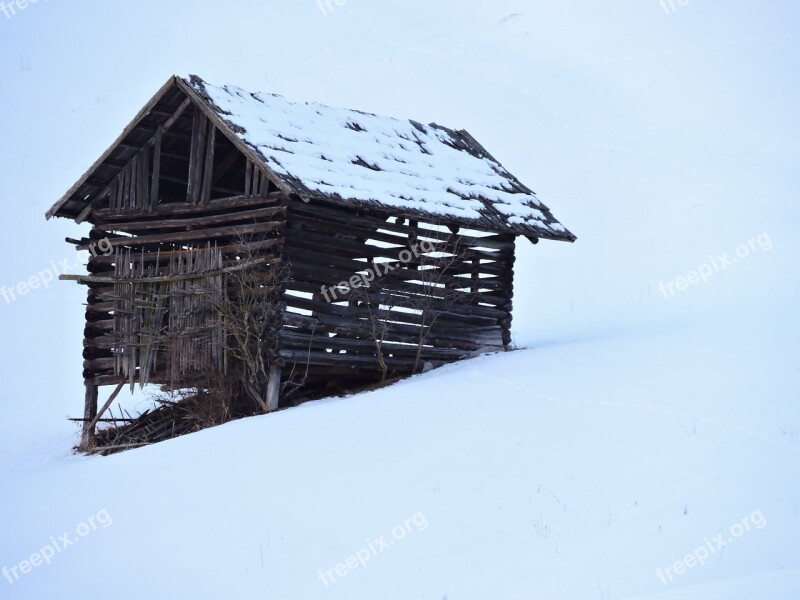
[287,277,509,308]
[150,128,162,210]
[94,205,285,233]
[76,220,284,251]
[79,384,98,452]
[86,237,283,266]
[266,365,281,411]
[281,311,500,348]
[200,124,217,204]
[63,255,282,285]
[94,193,283,221]
[284,294,498,328]
[279,331,470,359]
[186,109,208,203]
[244,160,253,197]
[286,248,506,288]
[161,96,193,132]
[288,199,516,251]
[85,382,125,437]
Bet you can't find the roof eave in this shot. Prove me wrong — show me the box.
[299,193,576,241]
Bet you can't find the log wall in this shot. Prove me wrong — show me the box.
[279,198,515,392]
[79,192,286,388]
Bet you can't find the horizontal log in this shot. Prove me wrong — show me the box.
[85,319,114,334]
[62,256,282,285]
[286,230,510,274]
[287,259,509,294]
[287,199,517,250]
[94,205,286,233]
[303,291,506,325]
[288,213,513,262]
[83,374,125,386]
[286,278,510,319]
[288,276,510,308]
[286,229,405,260]
[281,311,502,348]
[94,194,282,221]
[76,220,284,251]
[84,357,116,371]
[86,237,283,265]
[286,242,506,285]
[279,330,469,360]
[279,349,418,370]
[284,294,498,328]
[86,301,115,315]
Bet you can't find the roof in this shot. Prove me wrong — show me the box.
[47,75,575,242]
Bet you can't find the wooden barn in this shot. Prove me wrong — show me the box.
[46,75,575,451]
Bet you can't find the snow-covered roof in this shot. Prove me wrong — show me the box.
[185,76,574,242]
[47,75,574,242]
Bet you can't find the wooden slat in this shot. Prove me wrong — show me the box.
[94,205,285,233]
[200,123,217,204]
[85,383,126,435]
[161,96,192,132]
[94,193,283,221]
[288,199,516,251]
[76,220,283,251]
[150,128,162,210]
[186,109,205,203]
[244,160,253,197]
[87,236,283,265]
[65,254,282,285]
[142,142,151,210]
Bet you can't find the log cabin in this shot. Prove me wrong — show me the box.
[45,75,575,451]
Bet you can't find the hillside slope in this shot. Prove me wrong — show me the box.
[1,305,799,598]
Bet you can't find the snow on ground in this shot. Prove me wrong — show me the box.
[1,312,798,599]
[1,0,799,598]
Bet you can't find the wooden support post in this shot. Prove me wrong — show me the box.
[244,160,253,197]
[258,168,270,195]
[80,384,98,451]
[142,143,151,209]
[186,109,207,203]
[86,382,125,436]
[150,128,162,210]
[252,167,261,198]
[75,201,94,224]
[266,365,281,411]
[130,154,139,209]
[200,123,216,204]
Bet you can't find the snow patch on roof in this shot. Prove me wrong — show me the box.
[189,77,570,238]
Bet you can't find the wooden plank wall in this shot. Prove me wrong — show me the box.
[79,192,287,387]
[280,198,515,387]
